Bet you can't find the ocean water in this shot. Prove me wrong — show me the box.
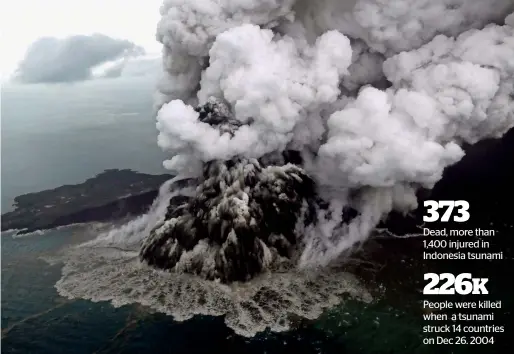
[1,78,167,211]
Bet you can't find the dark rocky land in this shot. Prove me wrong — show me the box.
[1,169,172,234]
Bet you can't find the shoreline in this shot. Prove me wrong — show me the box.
[1,169,172,235]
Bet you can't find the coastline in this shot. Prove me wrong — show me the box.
[1,169,172,235]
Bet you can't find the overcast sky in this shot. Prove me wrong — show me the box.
[0,0,163,80]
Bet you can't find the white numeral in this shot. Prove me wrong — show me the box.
[453,200,470,222]
[423,200,470,222]
[424,200,439,222]
[423,273,488,295]
[438,200,454,222]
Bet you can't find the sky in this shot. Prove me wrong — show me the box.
[0,0,163,80]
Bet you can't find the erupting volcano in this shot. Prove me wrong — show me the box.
[55,0,514,337]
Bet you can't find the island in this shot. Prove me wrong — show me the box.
[1,169,173,234]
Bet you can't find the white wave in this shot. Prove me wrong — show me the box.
[6,223,98,239]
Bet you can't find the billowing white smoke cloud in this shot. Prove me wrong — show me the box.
[315,19,514,190]
[157,24,352,169]
[155,0,513,107]
[154,0,297,107]
[155,0,514,266]
[293,0,513,54]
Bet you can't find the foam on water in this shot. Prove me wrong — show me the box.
[55,245,371,337]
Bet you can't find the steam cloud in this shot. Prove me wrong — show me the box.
[150,0,514,270]
[14,34,145,83]
[56,0,514,337]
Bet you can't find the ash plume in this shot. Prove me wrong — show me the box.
[148,0,514,275]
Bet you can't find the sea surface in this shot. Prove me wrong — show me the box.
[1,78,167,211]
